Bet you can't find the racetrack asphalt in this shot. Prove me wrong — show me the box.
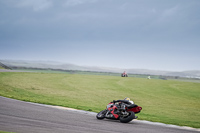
[0,96,199,133]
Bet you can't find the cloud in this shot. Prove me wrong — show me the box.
[64,0,97,7]
[16,0,53,11]
[160,5,179,21]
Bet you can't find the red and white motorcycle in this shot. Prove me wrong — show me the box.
[96,100,142,123]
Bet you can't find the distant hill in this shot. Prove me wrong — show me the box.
[0,61,12,70]
[0,59,200,78]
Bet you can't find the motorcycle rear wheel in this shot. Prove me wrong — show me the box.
[96,110,107,119]
[119,111,135,123]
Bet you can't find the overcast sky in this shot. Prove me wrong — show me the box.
[0,0,200,71]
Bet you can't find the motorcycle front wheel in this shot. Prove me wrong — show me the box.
[119,111,135,123]
[96,110,107,119]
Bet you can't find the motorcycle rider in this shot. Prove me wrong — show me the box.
[112,97,138,119]
[124,97,134,104]
[112,97,134,105]
[97,97,140,121]
[123,97,138,119]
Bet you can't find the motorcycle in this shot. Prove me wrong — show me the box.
[96,100,142,123]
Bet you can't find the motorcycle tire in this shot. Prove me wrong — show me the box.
[96,110,106,119]
[119,111,135,123]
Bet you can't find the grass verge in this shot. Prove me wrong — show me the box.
[0,72,199,128]
[0,131,15,133]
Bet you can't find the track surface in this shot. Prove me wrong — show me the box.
[0,96,199,133]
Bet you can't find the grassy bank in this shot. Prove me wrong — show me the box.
[0,72,199,128]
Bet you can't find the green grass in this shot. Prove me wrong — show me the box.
[0,131,14,133]
[0,66,5,69]
[0,72,199,128]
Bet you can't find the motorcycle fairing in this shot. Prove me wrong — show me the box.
[127,106,142,114]
[107,105,119,119]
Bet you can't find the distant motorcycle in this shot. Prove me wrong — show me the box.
[96,100,142,123]
[121,71,128,77]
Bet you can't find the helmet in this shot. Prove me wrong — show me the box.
[124,97,134,104]
[124,97,130,101]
